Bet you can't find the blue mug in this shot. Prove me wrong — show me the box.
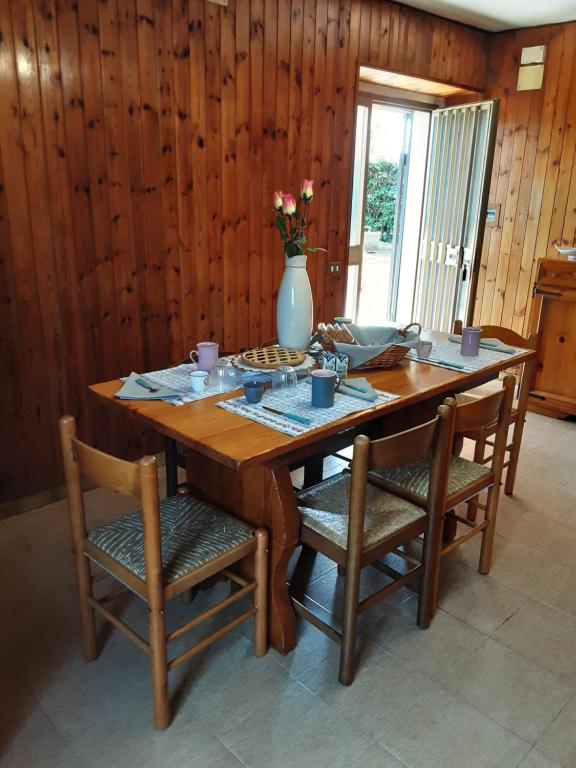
[244,379,265,404]
[311,369,337,408]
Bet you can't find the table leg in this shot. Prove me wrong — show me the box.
[302,455,323,488]
[260,464,301,654]
[164,437,178,497]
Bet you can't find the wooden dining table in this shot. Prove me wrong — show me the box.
[90,350,535,655]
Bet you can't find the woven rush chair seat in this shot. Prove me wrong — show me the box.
[369,455,491,504]
[87,495,254,584]
[298,473,425,549]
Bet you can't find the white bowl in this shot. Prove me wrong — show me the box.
[554,244,576,259]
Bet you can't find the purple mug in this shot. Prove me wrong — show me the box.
[460,327,481,357]
[190,342,219,373]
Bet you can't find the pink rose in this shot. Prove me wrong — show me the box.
[300,179,314,201]
[281,193,297,215]
[272,190,283,210]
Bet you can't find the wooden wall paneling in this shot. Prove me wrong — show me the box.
[368,0,381,65]
[78,0,122,382]
[272,0,291,323]
[0,3,50,432]
[220,2,237,353]
[117,0,150,369]
[259,0,278,342]
[247,0,264,348]
[325,0,351,313]
[496,89,531,327]
[13,0,63,445]
[204,2,225,345]
[172,0,196,355]
[136,0,169,369]
[188,1,210,345]
[532,28,576,259]
[156,0,183,362]
[234,0,250,349]
[313,0,339,322]
[309,0,327,321]
[502,87,543,331]
[98,0,142,375]
[1,0,494,501]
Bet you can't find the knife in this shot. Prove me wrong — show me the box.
[262,405,312,425]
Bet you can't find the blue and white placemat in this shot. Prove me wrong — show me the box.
[123,364,242,406]
[407,338,527,374]
[217,381,400,436]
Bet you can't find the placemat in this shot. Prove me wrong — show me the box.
[217,381,400,436]
[143,364,241,406]
[407,339,527,374]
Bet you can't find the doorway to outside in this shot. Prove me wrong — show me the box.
[346,70,497,332]
[346,101,430,326]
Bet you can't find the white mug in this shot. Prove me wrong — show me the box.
[417,340,433,358]
[190,370,209,393]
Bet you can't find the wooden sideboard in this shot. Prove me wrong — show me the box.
[528,258,576,418]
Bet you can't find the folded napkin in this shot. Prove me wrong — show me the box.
[337,377,378,402]
[447,335,517,354]
[116,372,181,401]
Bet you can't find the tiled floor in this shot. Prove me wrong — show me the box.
[1,411,576,767]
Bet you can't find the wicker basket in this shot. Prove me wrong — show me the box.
[317,322,422,370]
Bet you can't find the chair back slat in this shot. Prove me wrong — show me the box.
[449,388,505,434]
[71,436,141,496]
[368,417,439,471]
[453,319,537,350]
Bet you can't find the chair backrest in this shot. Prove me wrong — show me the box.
[453,319,537,350]
[347,404,454,537]
[445,375,515,436]
[59,416,161,577]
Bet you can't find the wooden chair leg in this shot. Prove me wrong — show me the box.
[504,418,522,495]
[337,565,346,577]
[149,606,170,730]
[479,485,498,574]
[339,558,361,686]
[467,431,486,521]
[77,554,98,661]
[253,529,269,658]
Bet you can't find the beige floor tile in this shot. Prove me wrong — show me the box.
[442,638,574,743]
[537,694,576,767]
[0,680,86,768]
[367,599,485,686]
[381,686,531,768]
[298,641,441,740]
[270,618,341,680]
[519,749,563,768]
[456,534,565,598]
[532,564,576,619]
[351,743,407,767]
[495,508,576,566]
[439,561,528,634]
[219,679,373,768]
[493,600,576,680]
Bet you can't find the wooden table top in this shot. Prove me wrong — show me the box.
[90,351,535,470]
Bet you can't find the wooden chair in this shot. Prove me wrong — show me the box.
[59,416,268,730]
[290,404,453,685]
[452,320,537,499]
[368,376,515,583]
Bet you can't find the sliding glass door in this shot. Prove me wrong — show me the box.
[412,100,498,331]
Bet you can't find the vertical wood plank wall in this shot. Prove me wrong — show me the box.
[474,22,576,333]
[0,0,488,501]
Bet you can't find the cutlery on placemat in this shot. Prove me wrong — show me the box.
[261,405,311,426]
[135,377,160,392]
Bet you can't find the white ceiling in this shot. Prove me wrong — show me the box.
[400,0,576,31]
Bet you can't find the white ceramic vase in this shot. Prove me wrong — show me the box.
[276,253,313,350]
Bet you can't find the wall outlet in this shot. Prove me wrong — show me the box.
[326,262,341,275]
